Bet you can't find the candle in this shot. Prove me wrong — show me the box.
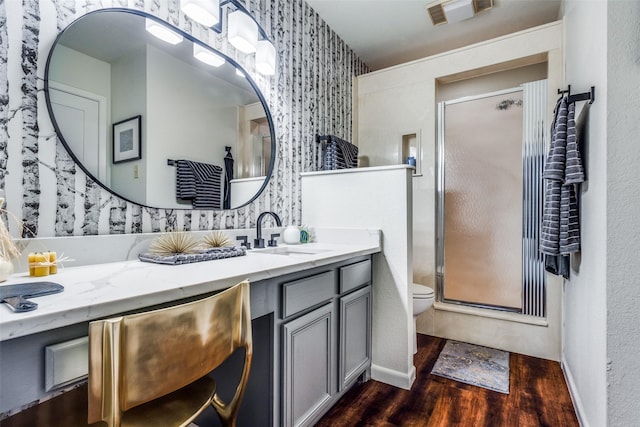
[48,251,57,274]
[28,252,36,276]
[33,253,49,277]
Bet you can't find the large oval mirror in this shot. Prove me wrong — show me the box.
[45,8,275,210]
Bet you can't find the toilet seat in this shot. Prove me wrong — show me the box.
[412,284,434,299]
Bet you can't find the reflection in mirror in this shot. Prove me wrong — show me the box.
[45,8,275,210]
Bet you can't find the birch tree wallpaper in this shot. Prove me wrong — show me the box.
[0,0,368,238]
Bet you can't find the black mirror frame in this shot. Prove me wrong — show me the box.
[44,7,276,211]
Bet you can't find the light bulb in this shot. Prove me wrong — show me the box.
[145,19,183,45]
[256,40,276,75]
[193,44,225,67]
[180,0,220,27]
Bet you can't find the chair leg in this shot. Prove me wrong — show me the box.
[210,345,252,427]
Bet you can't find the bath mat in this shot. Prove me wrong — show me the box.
[430,340,510,394]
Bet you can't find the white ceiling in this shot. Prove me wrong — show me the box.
[305,0,562,70]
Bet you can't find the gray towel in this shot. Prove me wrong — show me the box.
[320,135,358,170]
[540,97,585,277]
[175,160,223,209]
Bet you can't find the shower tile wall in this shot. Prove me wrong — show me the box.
[0,0,368,238]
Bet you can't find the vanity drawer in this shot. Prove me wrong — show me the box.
[282,271,335,319]
[45,336,89,391]
[339,259,372,294]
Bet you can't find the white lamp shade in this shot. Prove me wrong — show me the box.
[255,40,276,75]
[193,44,225,67]
[180,0,220,27]
[228,10,258,54]
[145,19,183,45]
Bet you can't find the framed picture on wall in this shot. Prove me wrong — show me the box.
[112,115,142,163]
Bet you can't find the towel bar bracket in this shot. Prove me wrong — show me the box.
[557,85,595,104]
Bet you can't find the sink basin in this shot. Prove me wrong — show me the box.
[254,246,331,256]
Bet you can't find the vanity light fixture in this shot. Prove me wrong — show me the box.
[180,0,220,27]
[178,0,277,75]
[145,18,183,44]
[228,9,258,53]
[193,44,225,67]
[255,39,276,76]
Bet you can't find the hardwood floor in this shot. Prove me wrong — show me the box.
[316,334,579,427]
[1,334,579,427]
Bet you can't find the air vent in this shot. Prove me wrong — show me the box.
[474,0,494,13]
[427,2,447,26]
[427,0,493,26]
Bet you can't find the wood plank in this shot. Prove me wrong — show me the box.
[316,335,579,427]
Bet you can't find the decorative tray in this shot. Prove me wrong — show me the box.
[138,246,246,265]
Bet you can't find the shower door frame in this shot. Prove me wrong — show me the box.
[436,86,546,315]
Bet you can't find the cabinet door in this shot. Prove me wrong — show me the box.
[339,286,372,391]
[282,303,336,427]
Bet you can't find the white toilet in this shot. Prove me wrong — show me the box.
[412,283,435,354]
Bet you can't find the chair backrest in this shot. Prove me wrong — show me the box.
[88,280,252,425]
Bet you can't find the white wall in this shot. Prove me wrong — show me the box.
[561,2,608,426]
[559,2,640,425]
[357,22,564,361]
[605,2,640,424]
[301,166,415,389]
[230,176,265,208]
[110,46,147,203]
[48,45,111,100]
[437,63,547,102]
[145,45,238,208]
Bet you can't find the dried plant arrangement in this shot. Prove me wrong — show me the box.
[201,231,233,249]
[147,232,200,255]
[139,231,245,265]
[0,198,22,261]
[0,197,23,281]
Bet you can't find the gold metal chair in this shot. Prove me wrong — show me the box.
[87,280,252,427]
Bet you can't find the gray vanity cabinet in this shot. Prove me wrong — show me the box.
[0,255,375,427]
[282,302,336,427]
[280,258,372,427]
[339,285,372,391]
[338,259,373,392]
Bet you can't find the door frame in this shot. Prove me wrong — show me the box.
[435,87,524,312]
[48,80,109,184]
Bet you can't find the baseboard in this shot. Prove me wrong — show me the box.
[561,355,588,427]
[370,363,416,390]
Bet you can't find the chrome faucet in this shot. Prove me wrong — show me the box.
[254,211,282,249]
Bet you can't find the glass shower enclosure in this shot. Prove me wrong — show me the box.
[436,81,547,317]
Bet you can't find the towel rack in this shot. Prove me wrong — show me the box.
[167,159,176,166]
[557,85,595,104]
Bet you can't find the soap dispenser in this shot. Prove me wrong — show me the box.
[283,226,300,244]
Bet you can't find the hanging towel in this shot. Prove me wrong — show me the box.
[318,135,358,170]
[175,160,223,209]
[540,97,584,278]
[176,161,197,200]
[223,148,234,209]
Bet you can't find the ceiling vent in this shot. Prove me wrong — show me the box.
[427,2,447,26]
[427,0,494,26]
[474,0,494,13]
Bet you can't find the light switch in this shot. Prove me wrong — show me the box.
[133,164,139,178]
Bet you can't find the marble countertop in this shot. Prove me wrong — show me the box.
[0,231,380,341]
